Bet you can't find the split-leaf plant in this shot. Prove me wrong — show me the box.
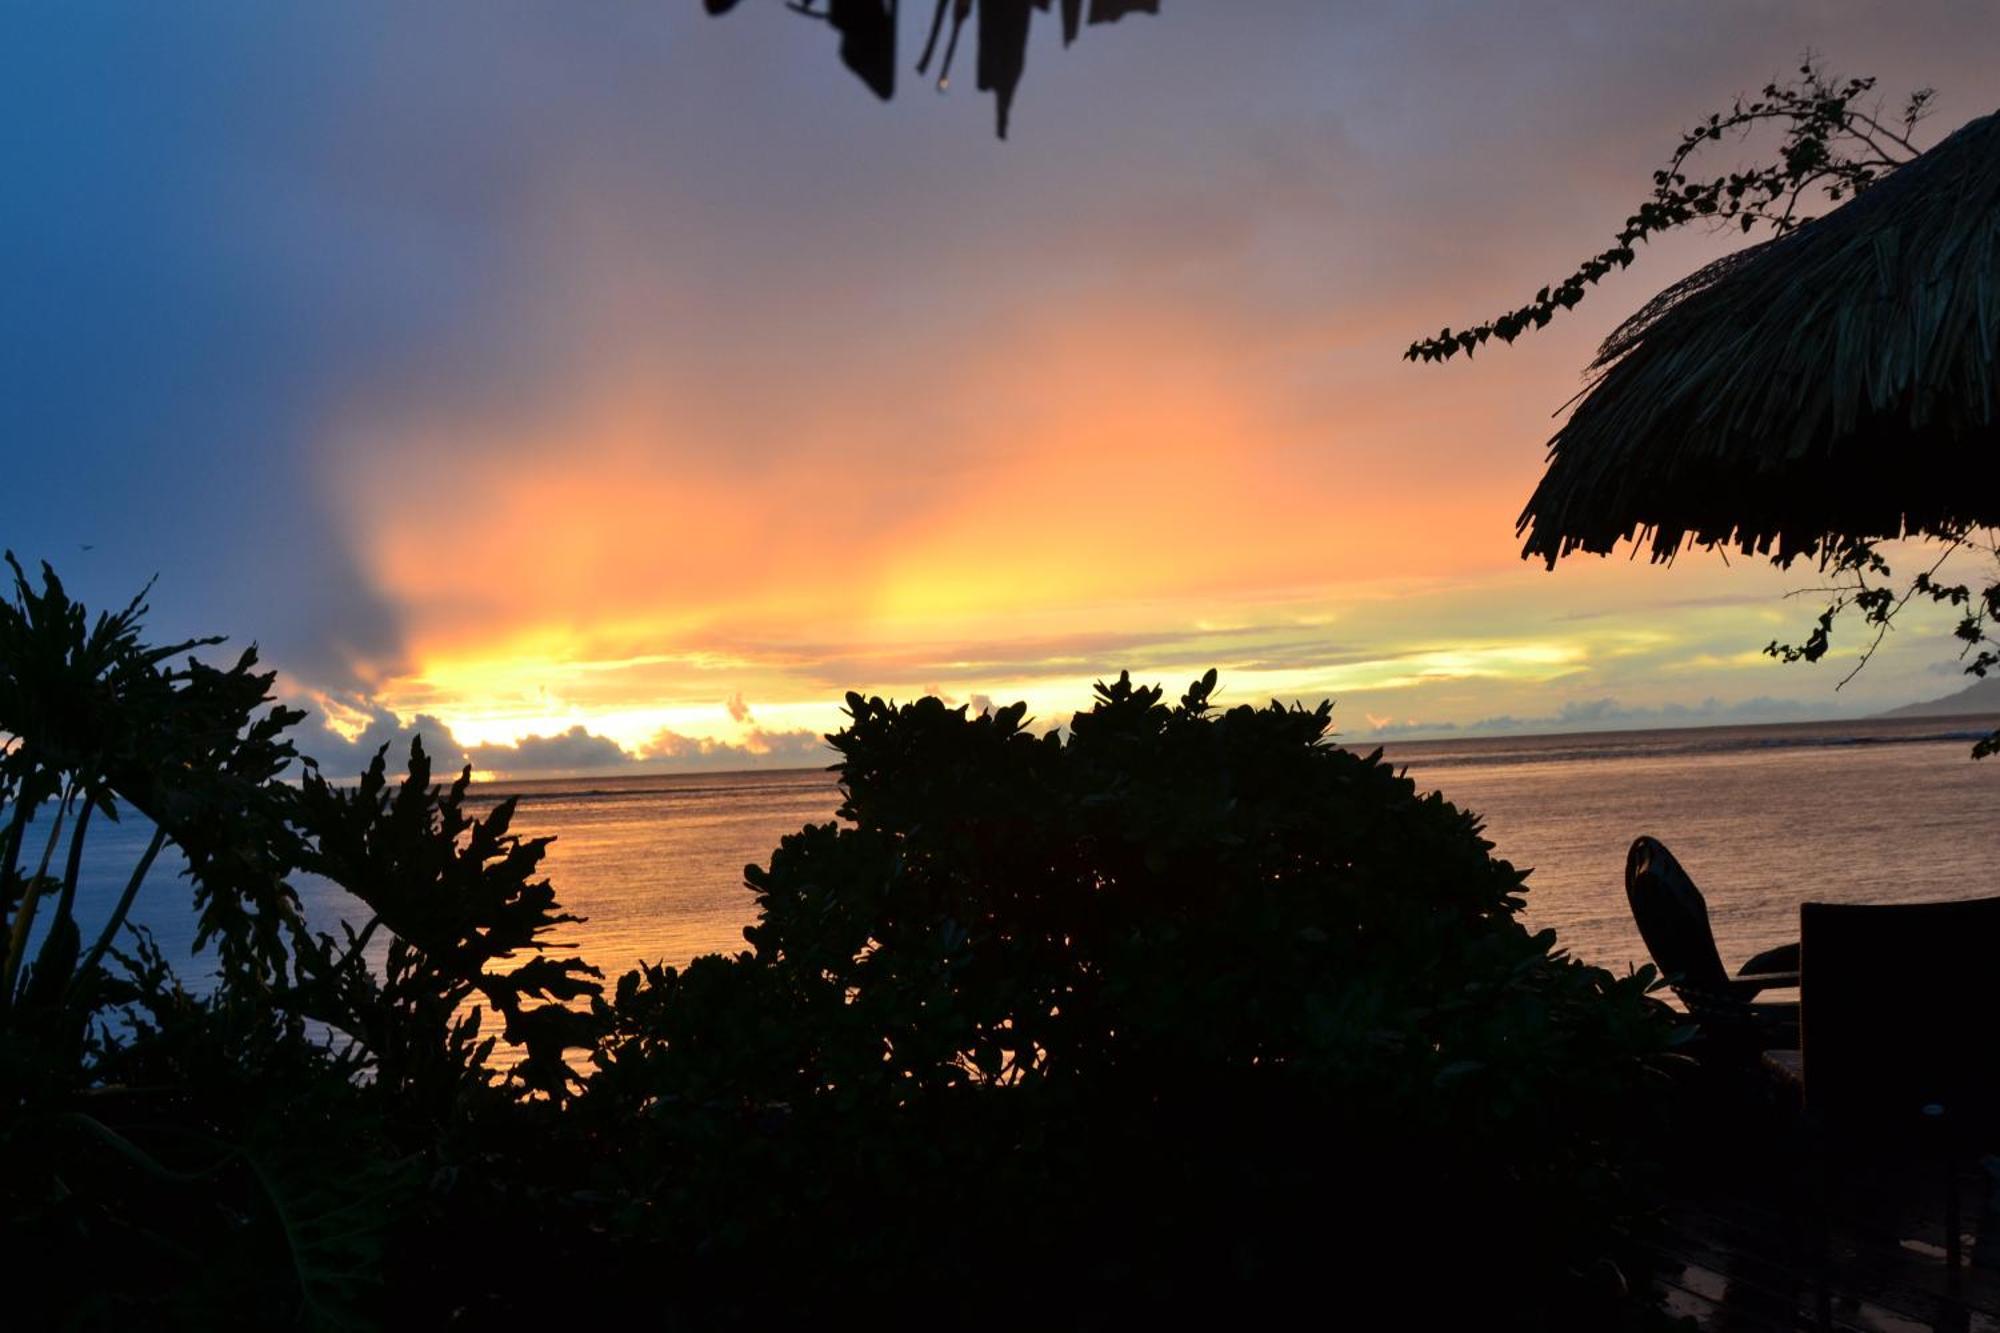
[0,556,604,1327]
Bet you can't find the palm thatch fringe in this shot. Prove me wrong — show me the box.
[1520,108,2000,567]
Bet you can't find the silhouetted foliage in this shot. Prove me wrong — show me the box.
[1409,59,1933,362]
[0,560,600,1325]
[709,0,1159,137]
[0,553,304,1011]
[1765,532,2000,757]
[588,671,1679,1326]
[41,930,413,1331]
[290,738,605,1111]
[0,556,403,1329]
[3,569,1686,1326]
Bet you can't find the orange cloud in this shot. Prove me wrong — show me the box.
[326,279,1557,747]
[315,167,1972,760]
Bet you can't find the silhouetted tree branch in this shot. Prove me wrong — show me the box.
[706,0,1159,137]
[1407,59,1934,362]
[1767,532,2000,757]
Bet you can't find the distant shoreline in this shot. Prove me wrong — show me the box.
[459,709,2000,796]
[1359,708,2000,751]
[1369,712,2000,774]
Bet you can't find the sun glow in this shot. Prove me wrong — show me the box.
[302,255,1917,768]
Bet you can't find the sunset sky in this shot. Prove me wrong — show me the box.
[10,3,2000,777]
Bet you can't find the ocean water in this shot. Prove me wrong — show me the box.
[28,714,2000,990]
[1378,714,2000,977]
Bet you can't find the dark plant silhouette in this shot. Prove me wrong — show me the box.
[0,563,598,1325]
[1408,59,1933,363]
[290,738,605,1110]
[0,554,304,1016]
[0,556,403,1329]
[588,670,1678,1326]
[706,0,1159,137]
[1765,532,2000,757]
[2,568,1686,1326]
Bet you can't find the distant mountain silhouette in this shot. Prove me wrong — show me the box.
[1877,675,2000,719]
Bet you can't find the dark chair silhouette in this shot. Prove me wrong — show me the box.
[1799,896,2000,1310]
[1801,895,2000,1140]
[1625,836,1799,1056]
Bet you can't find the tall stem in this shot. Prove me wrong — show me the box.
[49,798,94,940]
[0,789,35,918]
[3,782,73,996]
[76,822,168,984]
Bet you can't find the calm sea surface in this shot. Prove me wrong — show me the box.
[1379,714,2000,975]
[39,714,2000,987]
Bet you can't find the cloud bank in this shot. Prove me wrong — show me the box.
[297,702,829,779]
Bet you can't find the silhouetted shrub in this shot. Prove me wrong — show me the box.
[1,557,1682,1327]
[591,671,1678,1328]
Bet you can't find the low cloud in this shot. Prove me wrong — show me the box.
[296,699,829,778]
[469,725,634,776]
[298,698,472,780]
[725,690,753,724]
[298,703,640,779]
[642,726,831,772]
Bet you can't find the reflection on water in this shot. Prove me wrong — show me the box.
[474,768,841,971]
[32,715,2000,992]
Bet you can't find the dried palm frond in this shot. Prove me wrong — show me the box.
[1520,108,2000,567]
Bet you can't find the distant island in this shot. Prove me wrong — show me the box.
[1877,674,2000,719]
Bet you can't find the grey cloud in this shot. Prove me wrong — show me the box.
[297,706,829,778]
[1927,657,1983,678]
[642,727,832,772]
[297,702,472,780]
[470,726,635,775]
[1349,717,1459,740]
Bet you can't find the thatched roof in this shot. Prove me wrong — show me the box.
[1520,108,2000,567]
